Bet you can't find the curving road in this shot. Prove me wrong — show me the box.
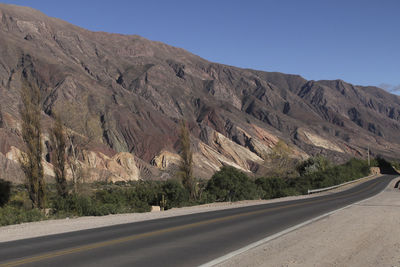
[0,175,397,267]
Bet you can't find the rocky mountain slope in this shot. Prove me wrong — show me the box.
[1,4,400,183]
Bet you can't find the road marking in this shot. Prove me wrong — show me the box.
[199,178,392,267]
[0,179,383,267]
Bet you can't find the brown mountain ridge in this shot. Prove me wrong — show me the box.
[1,3,400,183]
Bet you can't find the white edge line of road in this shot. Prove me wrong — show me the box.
[198,176,397,267]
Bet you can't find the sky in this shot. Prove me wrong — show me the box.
[2,0,400,93]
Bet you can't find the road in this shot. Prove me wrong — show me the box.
[0,175,396,267]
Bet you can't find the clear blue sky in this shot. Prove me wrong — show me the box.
[2,0,400,92]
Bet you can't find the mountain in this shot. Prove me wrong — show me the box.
[1,4,400,183]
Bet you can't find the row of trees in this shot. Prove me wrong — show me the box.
[17,78,197,210]
[18,78,93,210]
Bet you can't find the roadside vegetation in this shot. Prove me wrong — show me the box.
[0,156,387,226]
[0,79,396,226]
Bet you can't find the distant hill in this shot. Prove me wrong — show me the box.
[1,3,400,183]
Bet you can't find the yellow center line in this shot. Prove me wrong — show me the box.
[0,179,382,267]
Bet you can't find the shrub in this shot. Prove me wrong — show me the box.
[161,179,189,209]
[0,205,44,226]
[133,181,160,206]
[297,156,330,176]
[292,158,370,193]
[255,177,296,199]
[0,179,11,207]
[206,166,259,202]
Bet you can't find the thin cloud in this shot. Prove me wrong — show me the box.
[379,83,400,93]
[390,85,400,92]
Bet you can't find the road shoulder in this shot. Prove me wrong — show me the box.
[216,177,400,267]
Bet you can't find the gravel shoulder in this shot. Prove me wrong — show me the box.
[0,174,381,243]
[217,176,400,267]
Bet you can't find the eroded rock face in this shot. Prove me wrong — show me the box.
[1,3,400,183]
[151,150,181,171]
[0,151,24,183]
[77,151,142,182]
[109,152,140,181]
[298,129,344,153]
[1,146,143,184]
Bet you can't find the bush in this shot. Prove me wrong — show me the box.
[255,177,297,199]
[206,166,259,202]
[161,179,189,209]
[0,179,11,207]
[292,158,370,193]
[297,156,330,176]
[0,205,44,226]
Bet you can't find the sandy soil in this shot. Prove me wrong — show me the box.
[217,177,400,267]
[0,174,380,243]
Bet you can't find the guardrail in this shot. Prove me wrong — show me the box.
[307,174,377,194]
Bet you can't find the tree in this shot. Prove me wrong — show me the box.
[0,179,11,207]
[56,103,102,193]
[206,166,259,202]
[255,177,290,199]
[297,155,330,176]
[262,140,298,178]
[50,114,68,198]
[161,179,188,209]
[178,120,195,200]
[19,80,46,209]
[0,104,4,128]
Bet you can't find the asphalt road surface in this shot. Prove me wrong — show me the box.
[0,175,396,267]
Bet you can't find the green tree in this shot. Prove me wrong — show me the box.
[162,179,188,209]
[206,166,259,202]
[0,179,11,207]
[178,120,195,199]
[255,177,291,199]
[19,79,46,209]
[50,115,68,198]
[297,155,330,176]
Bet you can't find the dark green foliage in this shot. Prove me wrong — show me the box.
[0,179,11,207]
[376,156,398,174]
[0,206,44,226]
[255,177,295,199]
[49,180,185,217]
[297,156,330,176]
[206,166,259,202]
[257,158,370,197]
[162,179,189,209]
[51,181,161,216]
[0,157,375,226]
[293,158,370,194]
